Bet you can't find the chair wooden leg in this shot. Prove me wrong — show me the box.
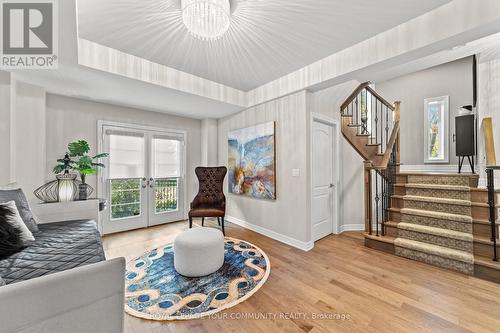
[189,217,192,229]
[221,217,225,236]
[217,217,220,226]
[202,217,205,226]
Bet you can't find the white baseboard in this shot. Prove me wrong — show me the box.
[339,224,365,233]
[400,164,475,173]
[225,215,314,252]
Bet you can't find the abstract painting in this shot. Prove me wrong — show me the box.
[228,122,276,200]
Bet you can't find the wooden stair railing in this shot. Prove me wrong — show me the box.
[483,117,499,261]
[340,82,401,235]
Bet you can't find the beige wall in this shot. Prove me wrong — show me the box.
[477,55,500,185]
[15,81,46,199]
[0,71,13,185]
[201,118,218,167]
[376,56,474,166]
[218,91,310,245]
[0,74,46,199]
[45,94,202,207]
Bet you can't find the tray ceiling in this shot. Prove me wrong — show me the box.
[77,0,451,91]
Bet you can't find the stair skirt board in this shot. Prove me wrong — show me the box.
[402,197,471,216]
[400,210,473,233]
[405,187,470,200]
[395,246,474,275]
[406,175,471,186]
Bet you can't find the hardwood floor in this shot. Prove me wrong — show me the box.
[103,219,500,333]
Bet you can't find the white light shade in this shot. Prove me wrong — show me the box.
[181,0,230,40]
[56,173,77,202]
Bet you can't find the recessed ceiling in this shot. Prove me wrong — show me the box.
[77,0,451,91]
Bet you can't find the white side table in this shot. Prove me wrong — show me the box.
[32,199,101,233]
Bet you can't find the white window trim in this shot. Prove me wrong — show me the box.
[423,95,449,164]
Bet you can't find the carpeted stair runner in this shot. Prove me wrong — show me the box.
[395,175,475,275]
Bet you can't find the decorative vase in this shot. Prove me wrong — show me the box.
[79,183,89,200]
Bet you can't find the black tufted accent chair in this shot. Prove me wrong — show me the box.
[189,166,227,235]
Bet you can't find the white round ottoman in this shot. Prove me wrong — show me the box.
[174,227,225,277]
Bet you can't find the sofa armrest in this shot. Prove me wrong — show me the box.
[0,258,125,333]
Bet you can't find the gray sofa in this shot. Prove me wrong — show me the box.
[0,219,125,333]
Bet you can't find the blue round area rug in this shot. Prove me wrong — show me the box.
[124,237,270,321]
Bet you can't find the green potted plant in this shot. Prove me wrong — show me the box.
[53,140,109,200]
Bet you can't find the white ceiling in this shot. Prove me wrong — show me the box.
[77,0,451,91]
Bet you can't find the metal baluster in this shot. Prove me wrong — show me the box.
[370,91,374,144]
[375,99,379,153]
[487,168,498,261]
[368,167,373,236]
[385,105,389,148]
[355,95,359,131]
[381,171,386,236]
[380,101,385,154]
[375,172,380,236]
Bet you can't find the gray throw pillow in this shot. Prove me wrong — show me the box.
[0,189,39,233]
[0,201,35,255]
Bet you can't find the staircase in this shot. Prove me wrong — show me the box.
[341,82,500,283]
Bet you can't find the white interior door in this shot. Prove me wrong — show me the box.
[312,120,335,241]
[100,124,186,234]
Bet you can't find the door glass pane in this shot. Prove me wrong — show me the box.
[153,137,181,178]
[154,178,178,214]
[427,101,443,160]
[110,178,141,220]
[109,134,145,179]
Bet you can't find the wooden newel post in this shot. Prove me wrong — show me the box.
[364,160,373,234]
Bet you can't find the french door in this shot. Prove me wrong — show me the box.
[99,123,186,234]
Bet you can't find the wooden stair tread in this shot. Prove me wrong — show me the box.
[474,235,500,247]
[395,238,474,263]
[364,233,395,244]
[403,183,470,191]
[397,172,479,177]
[396,195,471,206]
[473,218,500,226]
[390,207,499,226]
[474,255,500,269]
[385,221,472,240]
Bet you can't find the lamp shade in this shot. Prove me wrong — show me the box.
[56,172,78,202]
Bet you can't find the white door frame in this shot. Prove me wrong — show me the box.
[97,120,188,234]
[310,113,341,242]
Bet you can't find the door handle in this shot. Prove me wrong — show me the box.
[329,183,335,188]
